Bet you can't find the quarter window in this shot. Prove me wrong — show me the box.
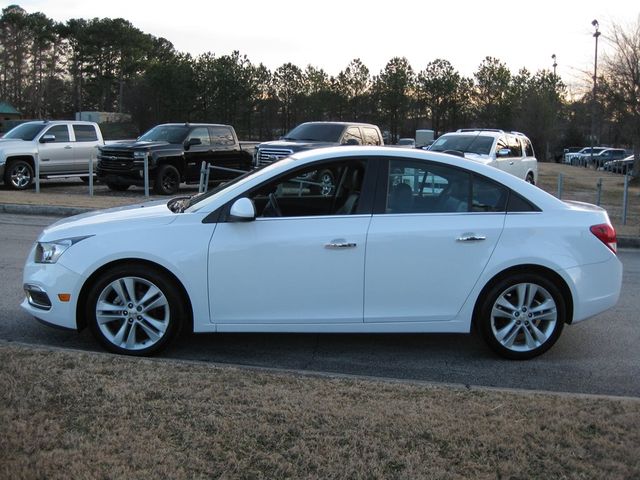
[362,127,381,145]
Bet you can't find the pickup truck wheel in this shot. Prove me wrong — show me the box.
[311,169,335,196]
[107,183,130,192]
[5,160,34,190]
[154,164,180,195]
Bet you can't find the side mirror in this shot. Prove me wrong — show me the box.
[184,137,202,150]
[229,197,256,222]
[497,148,510,157]
[40,134,56,143]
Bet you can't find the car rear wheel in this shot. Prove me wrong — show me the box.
[5,159,34,190]
[479,273,565,360]
[525,172,535,185]
[86,265,184,355]
[154,164,180,195]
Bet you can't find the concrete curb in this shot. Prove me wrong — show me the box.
[2,201,639,248]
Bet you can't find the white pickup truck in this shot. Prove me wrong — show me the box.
[0,120,107,189]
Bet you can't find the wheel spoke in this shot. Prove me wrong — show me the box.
[138,285,161,307]
[125,323,137,349]
[111,280,129,305]
[524,284,539,309]
[522,325,538,349]
[122,278,137,303]
[141,314,168,333]
[495,296,517,314]
[491,306,512,319]
[502,324,521,347]
[530,299,555,314]
[529,322,548,344]
[112,321,128,345]
[495,320,517,342]
[137,320,162,342]
[515,284,528,309]
[142,294,168,313]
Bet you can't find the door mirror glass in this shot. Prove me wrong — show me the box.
[229,197,256,221]
[40,134,56,143]
[497,148,510,157]
[185,137,202,149]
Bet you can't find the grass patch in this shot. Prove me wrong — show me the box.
[1,343,639,479]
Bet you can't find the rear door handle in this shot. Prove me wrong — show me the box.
[456,233,486,242]
[64,145,72,149]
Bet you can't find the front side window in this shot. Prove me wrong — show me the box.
[341,127,363,145]
[249,159,368,218]
[44,125,70,142]
[73,124,98,142]
[187,127,211,146]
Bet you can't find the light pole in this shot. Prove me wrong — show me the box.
[551,54,557,76]
[590,19,601,168]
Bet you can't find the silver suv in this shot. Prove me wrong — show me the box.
[428,129,538,184]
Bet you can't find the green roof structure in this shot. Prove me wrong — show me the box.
[0,101,20,115]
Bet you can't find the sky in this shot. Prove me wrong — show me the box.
[9,0,639,88]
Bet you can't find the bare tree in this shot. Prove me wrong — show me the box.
[603,15,640,179]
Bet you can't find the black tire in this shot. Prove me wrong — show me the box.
[86,264,185,356]
[154,164,180,195]
[80,176,97,185]
[312,169,335,196]
[106,182,130,192]
[478,273,566,360]
[525,172,535,185]
[4,159,34,190]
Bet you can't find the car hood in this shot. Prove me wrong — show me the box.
[462,152,492,162]
[103,140,173,150]
[258,140,339,151]
[0,138,28,147]
[40,200,177,241]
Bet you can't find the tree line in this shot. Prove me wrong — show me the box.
[1,4,638,164]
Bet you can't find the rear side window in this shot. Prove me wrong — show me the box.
[362,127,382,146]
[342,127,363,145]
[73,124,98,142]
[507,135,523,157]
[188,127,211,146]
[507,192,540,212]
[210,126,235,147]
[523,138,535,157]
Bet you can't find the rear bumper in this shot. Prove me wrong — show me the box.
[565,255,623,323]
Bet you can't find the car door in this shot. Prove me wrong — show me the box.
[496,134,525,179]
[208,126,249,181]
[37,124,74,174]
[183,126,212,181]
[72,124,100,173]
[364,159,506,324]
[208,158,375,326]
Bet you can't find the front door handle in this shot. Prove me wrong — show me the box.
[456,233,486,242]
[325,241,357,249]
[64,145,72,149]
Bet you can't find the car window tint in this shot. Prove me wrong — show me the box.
[507,192,540,212]
[73,124,98,142]
[472,175,508,212]
[386,160,471,213]
[188,127,211,146]
[45,125,70,142]
[251,159,367,217]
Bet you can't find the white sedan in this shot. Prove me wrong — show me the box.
[22,147,622,359]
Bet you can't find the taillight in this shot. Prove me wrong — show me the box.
[590,224,617,254]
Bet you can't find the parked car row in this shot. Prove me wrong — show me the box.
[563,146,629,168]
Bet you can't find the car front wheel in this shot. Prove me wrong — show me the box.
[86,265,185,355]
[154,164,180,195]
[479,273,565,360]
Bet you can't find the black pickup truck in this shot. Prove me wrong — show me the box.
[97,123,257,195]
[254,121,383,195]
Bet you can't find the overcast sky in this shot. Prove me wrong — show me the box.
[11,0,639,87]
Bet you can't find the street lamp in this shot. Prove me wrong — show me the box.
[551,54,557,76]
[590,19,601,168]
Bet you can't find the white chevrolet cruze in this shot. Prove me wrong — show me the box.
[22,147,622,359]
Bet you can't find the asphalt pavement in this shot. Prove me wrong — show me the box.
[1,212,639,398]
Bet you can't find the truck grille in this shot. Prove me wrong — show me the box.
[98,149,135,171]
[256,148,293,166]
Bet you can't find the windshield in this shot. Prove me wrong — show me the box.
[3,122,46,141]
[283,123,345,142]
[138,125,189,144]
[429,134,494,155]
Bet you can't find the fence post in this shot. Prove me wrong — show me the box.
[204,163,211,189]
[596,178,602,206]
[34,151,40,193]
[557,173,563,199]
[622,173,629,225]
[198,161,207,193]
[88,149,94,197]
[144,152,150,198]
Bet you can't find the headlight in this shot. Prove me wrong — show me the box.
[35,236,92,264]
[134,151,147,159]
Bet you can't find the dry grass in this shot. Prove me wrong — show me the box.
[1,343,639,479]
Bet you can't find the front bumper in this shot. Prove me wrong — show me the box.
[21,251,85,330]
